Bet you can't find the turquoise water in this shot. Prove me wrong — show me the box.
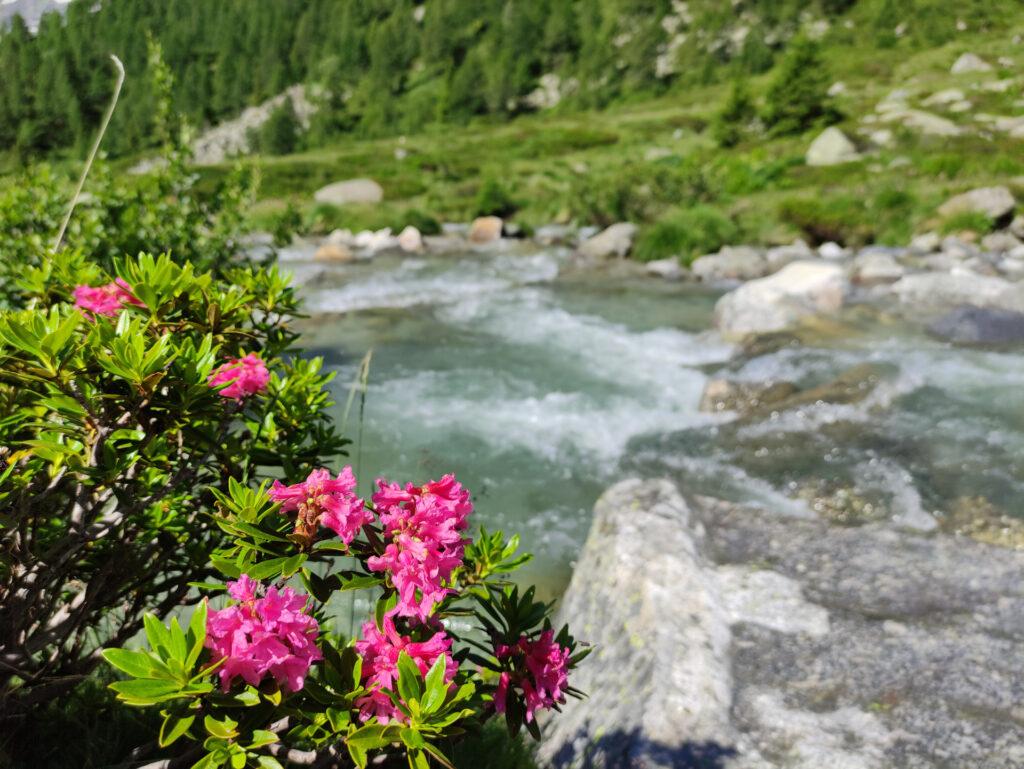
[289,242,1024,594]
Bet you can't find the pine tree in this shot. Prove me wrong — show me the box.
[761,35,840,137]
[260,98,300,156]
[712,78,756,148]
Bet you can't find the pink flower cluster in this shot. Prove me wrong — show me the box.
[269,466,373,548]
[494,631,571,723]
[73,278,144,318]
[367,474,472,621]
[207,353,270,400]
[205,575,322,693]
[354,617,456,723]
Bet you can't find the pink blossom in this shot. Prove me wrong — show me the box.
[354,617,456,723]
[207,353,270,400]
[205,576,321,693]
[73,278,144,318]
[367,474,472,621]
[493,631,570,722]
[268,466,372,548]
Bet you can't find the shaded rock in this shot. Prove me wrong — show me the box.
[736,331,803,359]
[981,231,1022,253]
[927,304,1024,345]
[313,178,384,206]
[795,481,887,526]
[422,234,467,253]
[313,242,353,262]
[818,241,849,260]
[999,256,1024,278]
[892,271,1024,314]
[1009,214,1024,240]
[468,216,504,244]
[577,222,637,259]
[852,251,905,285]
[909,232,941,253]
[691,246,767,282]
[806,127,860,166]
[645,256,686,280]
[756,362,885,416]
[534,224,574,246]
[538,480,737,769]
[699,379,799,415]
[397,225,423,253]
[951,52,993,74]
[714,261,847,339]
[938,186,1016,222]
[940,234,979,259]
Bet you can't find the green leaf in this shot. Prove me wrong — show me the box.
[204,715,239,740]
[400,727,426,750]
[160,713,196,747]
[109,679,182,703]
[257,758,284,769]
[421,742,457,769]
[102,648,157,679]
[422,655,448,713]
[185,601,208,669]
[396,651,424,706]
[246,730,278,749]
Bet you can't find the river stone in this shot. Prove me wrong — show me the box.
[577,222,637,259]
[691,246,767,282]
[312,178,384,206]
[927,305,1024,345]
[313,242,354,262]
[538,479,737,769]
[909,232,941,253]
[645,256,686,280]
[468,216,504,244]
[938,186,1016,222]
[806,127,860,166]
[981,231,1023,254]
[951,52,993,74]
[699,379,799,415]
[891,271,1024,314]
[714,261,847,339]
[852,251,905,285]
[397,225,423,253]
[765,239,814,271]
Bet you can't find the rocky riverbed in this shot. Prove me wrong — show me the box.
[541,479,1024,769]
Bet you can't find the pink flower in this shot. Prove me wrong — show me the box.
[493,631,570,723]
[354,617,456,723]
[73,278,144,318]
[269,466,372,548]
[367,474,472,621]
[204,576,321,693]
[208,353,270,400]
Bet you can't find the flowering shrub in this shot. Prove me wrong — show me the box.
[102,464,587,768]
[0,250,346,712]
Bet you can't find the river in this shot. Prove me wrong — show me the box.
[284,241,1024,596]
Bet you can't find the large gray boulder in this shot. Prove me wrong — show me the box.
[805,127,860,166]
[691,246,767,282]
[891,271,1024,314]
[538,480,736,769]
[541,479,1024,769]
[714,261,847,339]
[938,186,1016,222]
[313,178,384,206]
[577,223,637,259]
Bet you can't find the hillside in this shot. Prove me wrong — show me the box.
[0,0,1013,160]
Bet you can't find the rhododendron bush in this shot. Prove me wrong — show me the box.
[0,250,346,713]
[102,463,587,768]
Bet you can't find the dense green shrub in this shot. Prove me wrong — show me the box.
[778,194,874,246]
[401,208,442,235]
[475,177,518,218]
[0,250,346,714]
[634,206,738,263]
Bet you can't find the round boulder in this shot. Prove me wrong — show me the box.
[313,178,384,206]
[806,127,860,167]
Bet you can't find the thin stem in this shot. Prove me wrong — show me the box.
[52,54,125,254]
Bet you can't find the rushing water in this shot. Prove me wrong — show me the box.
[287,241,1024,595]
